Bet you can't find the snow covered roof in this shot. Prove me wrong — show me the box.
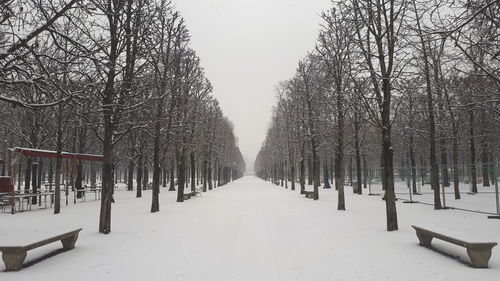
[10,147,103,162]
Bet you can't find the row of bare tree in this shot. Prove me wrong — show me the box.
[255,0,500,231]
[0,0,245,234]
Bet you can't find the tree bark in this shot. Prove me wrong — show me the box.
[190,152,196,192]
[354,111,362,194]
[208,160,213,190]
[136,154,143,198]
[176,149,186,202]
[413,0,440,209]
[381,78,398,230]
[469,109,478,193]
[323,160,331,189]
[409,133,417,194]
[169,158,175,191]
[335,83,345,209]
[31,161,38,204]
[452,132,461,199]
[300,143,305,194]
[24,158,32,192]
[127,161,134,191]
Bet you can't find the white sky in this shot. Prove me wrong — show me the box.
[175,0,332,168]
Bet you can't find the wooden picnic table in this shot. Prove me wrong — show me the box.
[13,193,38,212]
[37,191,55,209]
[85,187,101,201]
[0,192,14,213]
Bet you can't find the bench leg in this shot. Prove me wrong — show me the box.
[2,251,27,271]
[416,232,433,247]
[61,234,79,249]
[467,248,493,268]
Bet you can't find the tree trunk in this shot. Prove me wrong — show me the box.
[202,159,207,192]
[24,158,32,192]
[38,159,43,192]
[469,109,478,193]
[54,152,62,214]
[312,146,319,200]
[190,152,196,192]
[307,155,313,186]
[481,136,490,187]
[381,78,398,230]
[30,162,37,205]
[151,94,164,213]
[162,161,167,188]
[90,163,97,188]
[354,112,362,194]
[413,0,440,209]
[142,164,148,190]
[217,163,222,187]
[48,159,53,190]
[169,158,175,191]
[490,152,495,185]
[136,154,143,198]
[99,110,114,234]
[425,54,441,208]
[363,155,368,189]
[355,146,362,195]
[452,131,460,199]
[420,155,426,186]
[349,156,353,187]
[176,150,186,202]
[323,161,331,189]
[127,161,134,191]
[300,143,305,194]
[409,133,417,194]
[335,83,345,209]
[208,160,213,190]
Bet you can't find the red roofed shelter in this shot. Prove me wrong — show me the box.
[10,147,104,206]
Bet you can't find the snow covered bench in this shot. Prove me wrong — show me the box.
[303,191,317,200]
[183,187,203,200]
[0,228,82,271]
[412,225,497,268]
[183,191,199,200]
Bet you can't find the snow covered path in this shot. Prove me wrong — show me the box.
[2,176,500,280]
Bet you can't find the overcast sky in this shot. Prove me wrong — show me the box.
[175,0,332,170]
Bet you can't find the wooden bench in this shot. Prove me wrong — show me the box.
[0,228,82,271]
[183,191,197,200]
[183,187,204,200]
[412,225,497,268]
[303,191,317,200]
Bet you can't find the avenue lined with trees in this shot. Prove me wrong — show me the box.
[0,0,245,234]
[255,0,500,231]
[0,0,499,278]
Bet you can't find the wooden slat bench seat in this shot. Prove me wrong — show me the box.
[183,191,198,200]
[412,225,497,268]
[303,191,317,200]
[0,228,82,271]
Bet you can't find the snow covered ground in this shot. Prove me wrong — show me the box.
[1,176,499,281]
[370,180,500,214]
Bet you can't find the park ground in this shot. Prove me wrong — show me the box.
[1,176,499,281]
